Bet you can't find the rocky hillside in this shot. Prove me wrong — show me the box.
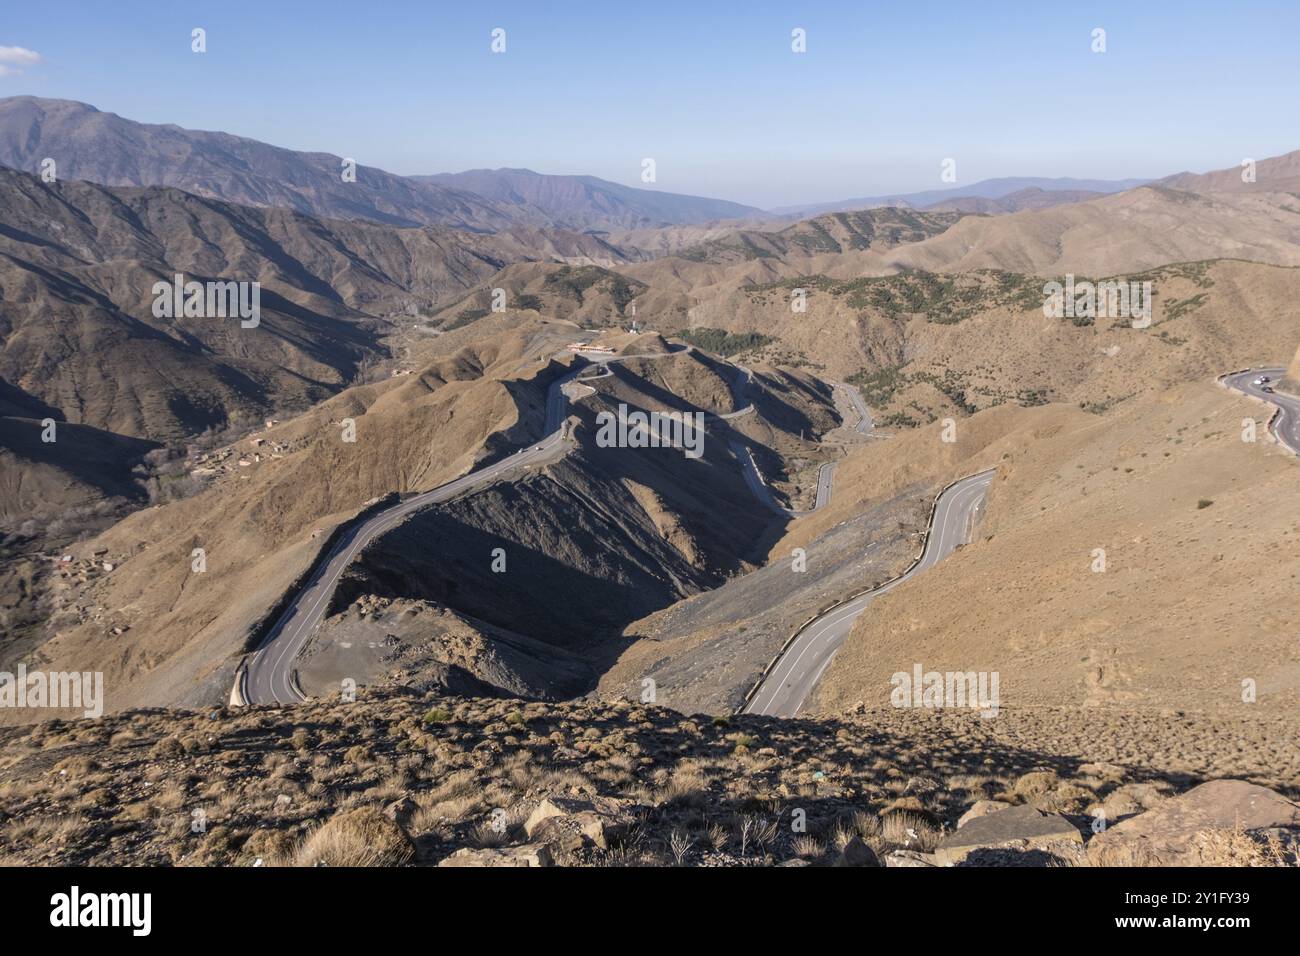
[426,262,667,333]
[613,164,1300,344]
[0,689,1294,867]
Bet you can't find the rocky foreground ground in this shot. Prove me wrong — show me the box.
[0,690,1295,867]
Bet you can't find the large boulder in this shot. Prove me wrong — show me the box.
[523,796,635,850]
[935,804,1083,865]
[1087,780,1300,866]
[438,844,554,868]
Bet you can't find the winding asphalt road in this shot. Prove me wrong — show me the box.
[240,348,880,706]
[245,358,1291,710]
[740,363,1296,718]
[1223,367,1300,455]
[733,445,836,516]
[241,347,676,705]
[744,469,996,718]
[838,381,874,435]
[731,381,872,516]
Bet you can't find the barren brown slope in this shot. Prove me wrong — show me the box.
[620,258,1299,387]
[0,418,154,529]
[1285,342,1300,391]
[606,217,786,258]
[594,392,1081,716]
[612,207,971,307]
[423,262,664,334]
[813,380,1300,719]
[881,185,1300,275]
[822,259,1300,421]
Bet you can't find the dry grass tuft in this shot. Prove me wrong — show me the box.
[293,806,413,867]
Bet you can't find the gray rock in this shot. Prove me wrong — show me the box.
[836,836,879,867]
[935,804,1082,865]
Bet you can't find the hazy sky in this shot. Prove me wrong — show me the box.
[3,0,1298,208]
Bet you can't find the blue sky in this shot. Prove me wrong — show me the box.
[3,1,1298,208]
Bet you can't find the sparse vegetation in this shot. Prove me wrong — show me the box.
[544,266,646,314]
[442,308,489,331]
[743,269,1044,324]
[846,365,907,407]
[673,327,776,357]
[0,691,1294,868]
[880,411,919,429]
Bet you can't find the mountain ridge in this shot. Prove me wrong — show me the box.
[417,167,763,230]
[0,97,764,233]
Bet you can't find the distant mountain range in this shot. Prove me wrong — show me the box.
[771,176,1151,217]
[0,97,522,231]
[921,187,1106,215]
[1,97,1185,233]
[416,168,762,231]
[0,97,762,232]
